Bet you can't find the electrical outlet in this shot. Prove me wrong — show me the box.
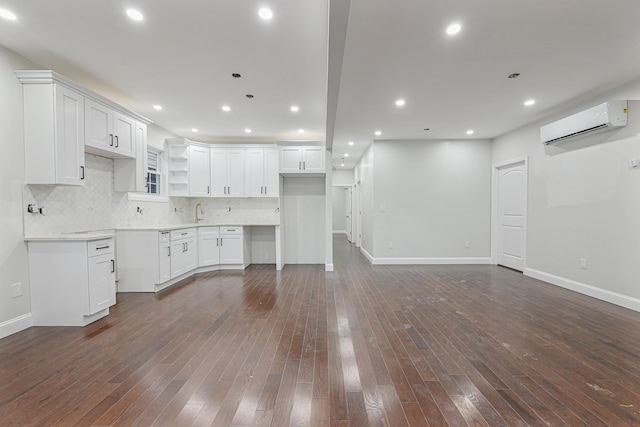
[388,241,393,249]
[580,259,587,269]
[11,282,22,298]
[465,241,470,248]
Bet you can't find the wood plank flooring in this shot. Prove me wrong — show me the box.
[2,236,640,426]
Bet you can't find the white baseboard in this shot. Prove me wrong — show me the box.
[325,263,334,272]
[360,247,374,263]
[525,268,640,312]
[0,313,33,340]
[366,256,491,265]
[332,230,347,235]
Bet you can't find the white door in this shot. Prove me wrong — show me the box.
[87,253,115,315]
[246,149,265,197]
[210,149,228,196]
[280,147,303,172]
[264,149,279,196]
[497,162,526,271]
[356,182,362,248]
[158,243,171,284]
[183,238,198,272]
[220,235,243,264]
[345,187,352,242]
[302,147,325,172]
[198,234,220,267]
[55,85,85,186]
[85,98,113,152]
[170,240,186,278]
[227,150,246,196]
[113,112,135,158]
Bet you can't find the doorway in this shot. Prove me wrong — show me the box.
[492,157,528,271]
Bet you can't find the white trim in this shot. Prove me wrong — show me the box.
[360,246,374,263]
[369,257,492,265]
[127,192,169,203]
[525,268,640,312]
[0,313,33,339]
[325,263,334,272]
[332,230,347,235]
[491,156,528,267]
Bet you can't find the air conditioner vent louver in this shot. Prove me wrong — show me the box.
[540,101,627,145]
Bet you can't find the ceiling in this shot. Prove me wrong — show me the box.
[2,0,640,170]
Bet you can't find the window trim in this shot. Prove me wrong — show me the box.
[127,146,169,203]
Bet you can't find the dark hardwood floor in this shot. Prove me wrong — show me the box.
[2,236,640,426]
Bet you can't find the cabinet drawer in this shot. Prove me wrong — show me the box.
[87,239,114,257]
[199,227,220,236]
[171,228,196,241]
[220,226,243,235]
[158,231,171,243]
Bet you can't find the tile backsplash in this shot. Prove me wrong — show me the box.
[23,154,280,236]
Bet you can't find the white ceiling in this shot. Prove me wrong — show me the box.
[2,0,640,169]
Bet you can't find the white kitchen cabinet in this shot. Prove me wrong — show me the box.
[279,146,325,174]
[158,231,171,283]
[211,149,245,197]
[16,71,86,186]
[198,227,220,267]
[113,120,148,192]
[170,228,197,279]
[220,227,244,264]
[188,144,211,197]
[27,237,116,326]
[85,98,135,158]
[247,149,279,197]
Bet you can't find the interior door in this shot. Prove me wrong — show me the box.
[497,161,526,271]
[345,187,352,242]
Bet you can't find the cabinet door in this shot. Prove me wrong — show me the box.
[199,235,220,267]
[188,145,211,197]
[134,121,148,192]
[170,240,185,278]
[183,238,198,272]
[113,112,135,158]
[158,243,171,283]
[264,149,279,196]
[55,85,85,186]
[87,253,116,315]
[280,147,303,172]
[246,149,265,197]
[85,98,113,152]
[220,235,243,264]
[227,150,245,197]
[302,147,325,172]
[210,149,228,196]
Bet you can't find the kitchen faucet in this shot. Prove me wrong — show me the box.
[195,203,204,223]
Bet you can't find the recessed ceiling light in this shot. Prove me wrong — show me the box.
[153,105,162,111]
[341,163,345,167]
[246,94,254,99]
[0,8,17,20]
[395,99,405,107]
[258,8,273,20]
[374,131,382,136]
[466,130,474,135]
[232,73,242,78]
[290,105,299,112]
[524,99,536,107]
[298,129,305,133]
[446,23,461,35]
[245,128,252,133]
[348,141,354,146]
[508,73,521,79]
[126,9,144,21]
[222,105,231,112]
[192,128,198,133]
[344,153,349,157]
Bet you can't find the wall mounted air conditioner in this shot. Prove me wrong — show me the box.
[540,101,628,145]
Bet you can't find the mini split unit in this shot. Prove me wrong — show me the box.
[540,100,628,145]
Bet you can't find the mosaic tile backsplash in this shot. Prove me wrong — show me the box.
[23,154,280,236]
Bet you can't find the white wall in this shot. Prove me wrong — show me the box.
[332,187,346,232]
[283,177,326,263]
[355,144,375,255]
[332,169,354,186]
[493,79,640,307]
[0,46,37,337]
[372,140,492,259]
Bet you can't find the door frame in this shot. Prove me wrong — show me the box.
[491,156,528,268]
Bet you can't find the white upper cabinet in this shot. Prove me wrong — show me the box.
[17,72,86,186]
[279,146,325,174]
[188,144,211,197]
[246,148,279,197]
[211,148,245,197]
[114,120,148,192]
[85,98,136,158]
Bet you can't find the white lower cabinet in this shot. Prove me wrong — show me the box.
[158,231,171,283]
[170,228,197,279]
[198,226,244,266]
[28,238,116,326]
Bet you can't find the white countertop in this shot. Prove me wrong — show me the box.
[118,222,279,231]
[24,232,116,242]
